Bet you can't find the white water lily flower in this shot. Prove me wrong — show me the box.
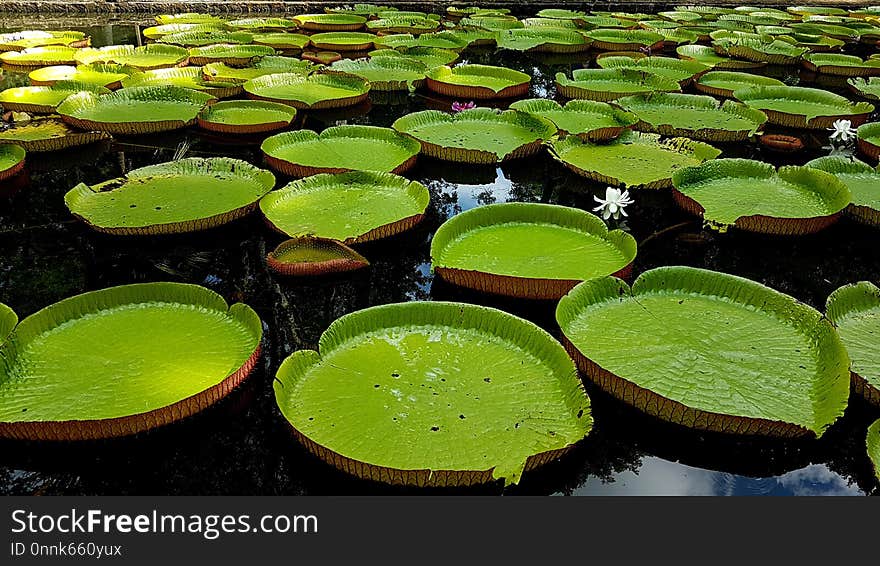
[828,119,857,143]
[593,187,634,220]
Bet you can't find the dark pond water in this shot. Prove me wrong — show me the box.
[0,19,878,496]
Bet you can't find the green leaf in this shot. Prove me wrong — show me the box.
[331,56,427,91]
[826,282,880,405]
[368,46,458,68]
[28,64,141,89]
[121,67,241,98]
[158,30,254,47]
[735,85,874,128]
[805,156,880,226]
[188,44,276,65]
[198,100,296,134]
[676,44,767,70]
[142,23,223,40]
[0,81,110,113]
[251,33,311,50]
[695,70,784,98]
[267,237,369,276]
[274,301,591,486]
[74,44,189,70]
[585,29,665,50]
[155,13,224,25]
[292,13,367,31]
[0,46,78,67]
[597,55,709,84]
[868,420,880,481]
[0,144,25,180]
[555,68,682,101]
[226,17,298,31]
[425,64,530,97]
[804,53,880,77]
[0,116,110,152]
[0,303,17,345]
[557,266,850,438]
[496,28,591,52]
[308,32,377,51]
[0,30,87,50]
[202,56,313,83]
[244,72,370,109]
[509,98,637,140]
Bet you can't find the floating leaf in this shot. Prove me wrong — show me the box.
[331,57,427,91]
[292,13,367,32]
[585,29,665,51]
[121,67,241,98]
[826,282,880,405]
[555,68,681,101]
[509,98,637,141]
[309,32,377,51]
[267,237,369,276]
[496,28,591,53]
[806,155,880,226]
[803,53,880,77]
[244,72,370,109]
[202,56,312,83]
[694,70,784,98]
[75,44,189,70]
[159,30,254,47]
[188,44,276,66]
[198,100,296,134]
[0,144,25,181]
[1,46,78,68]
[735,85,874,129]
[0,116,110,151]
[424,64,530,99]
[0,81,110,113]
[28,63,140,89]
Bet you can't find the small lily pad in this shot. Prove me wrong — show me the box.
[0,144,25,181]
[425,64,531,99]
[267,237,369,277]
[0,81,110,113]
[509,98,637,141]
[198,100,296,134]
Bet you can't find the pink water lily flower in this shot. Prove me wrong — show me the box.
[451,101,476,112]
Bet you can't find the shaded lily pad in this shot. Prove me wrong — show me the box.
[274,301,591,486]
[198,100,296,134]
[1,46,78,69]
[803,53,880,77]
[367,16,441,35]
[0,144,25,181]
[392,108,556,164]
[75,44,189,70]
[509,98,637,141]
[293,13,367,32]
[331,57,427,91]
[244,72,370,110]
[826,282,880,405]
[425,64,530,99]
[202,56,312,83]
[261,125,419,177]
[557,266,850,438]
[28,64,140,89]
[616,92,767,142]
[0,81,110,113]
[585,29,665,51]
[869,420,880,481]
[555,69,681,101]
[188,44,276,66]
[672,158,850,234]
[260,171,428,243]
[735,85,874,129]
[806,155,880,226]
[496,28,591,53]
[858,122,880,160]
[0,283,262,441]
[377,32,467,50]
[549,131,721,189]
[694,70,785,98]
[848,76,880,101]
[368,46,458,68]
[309,32,377,51]
[57,86,215,135]
[65,157,275,235]
[267,237,369,277]
[0,116,110,151]
[431,202,636,299]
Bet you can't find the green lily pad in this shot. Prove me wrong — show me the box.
[292,13,367,31]
[261,125,419,177]
[535,8,588,24]
[0,31,88,51]
[202,56,312,83]
[28,64,141,89]
[424,64,531,99]
[0,303,16,343]
[656,27,701,46]
[616,92,767,142]
[735,85,874,129]
[57,86,215,135]
[826,282,880,405]
[0,282,262,440]
[368,46,458,68]
[226,17,298,31]
[712,36,808,65]
[331,57,427,91]
[460,16,524,31]
[557,266,850,438]
[676,44,767,70]
[0,144,25,181]
[694,70,785,98]
[244,72,370,110]
[188,44,277,66]
[0,81,110,113]
[496,28,591,53]
[0,116,110,152]
[869,419,880,481]
[806,155,880,226]
[597,55,710,85]
[155,13,224,25]
[803,53,880,77]
[267,237,369,277]
[261,171,429,243]
[376,32,467,51]
[251,33,311,51]
[392,108,556,164]
[142,23,224,40]
[585,29,665,51]
[367,16,441,34]
[66,157,275,235]
[509,98,637,141]
[198,100,296,134]
[121,67,241,98]
[857,122,880,160]
[789,22,859,40]
[1,46,78,68]
[431,203,636,299]
[848,76,880,101]
[74,44,189,70]
[549,131,721,189]
[159,31,254,47]
[309,32,377,51]
[274,301,591,486]
[555,69,682,101]
[672,158,850,234]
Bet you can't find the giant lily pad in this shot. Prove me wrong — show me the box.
[616,92,767,142]
[0,116,110,151]
[57,86,215,135]
[274,301,591,486]
[585,29,665,51]
[676,44,767,70]
[309,32,377,51]
[712,36,808,65]
[803,53,880,77]
[857,122,880,160]
[260,171,428,243]
[66,157,275,235]
[671,159,850,234]
[0,283,262,441]
[142,23,224,40]
[159,31,254,47]
[29,64,140,89]
[555,69,681,101]
[267,237,369,277]
[121,67,242,98]
[226,17,298,31]
[198,100,296,134]
[367,16,441,35]
[331,57,427,91]
[155,13,224,25]
[244,72,370,110]
[1,46,78,69]
[826,282,880,405]
[869,420,880,481]
[496,28,591,53]
[261,125,419,177]
[694,70,785,98]
[293,14,367,32]
[377,32,466,50]
[848,77,880,101]
[0,81,110,113]
[251,33,311,52]
[392,108,556,164]
[0,145,25,181]
[431,203,636,299]
[202,56,312,83]
[75,44,189,70]
[368,46,458,68]
[806,155,880,226]
[509,98,637,141]
[597,55,710,86]
[424,64,531,99]
[549,131,721,189]
[0,31,88,51]
[735,86,874,129]
[188,44,276,66]
[557,266,850,437]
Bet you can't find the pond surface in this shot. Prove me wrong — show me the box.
[0,18,878,496]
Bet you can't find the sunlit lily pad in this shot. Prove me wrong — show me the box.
[368,46,458,68]
[261,125,419,177]
[66,157,275,235]
[424,64,530,99]
[431,202,636,299]
[392,108,556,164]
[1,46,78,69]
[226,17,298,31]
[0,31,89,51]
[557,266,850,437]
[672,159,850,234]
[826,282,880,405]
[309,32,377,51]
[0,283,262,440]
[509,98,637,141]
[261,171,428,243]
[293,13,367,32]
[694,70,785,98]
[159,31,254,47]
[267,237,369,277]
[367,16,441,35]
[676,44,767,70]
[251,33,311,51]
[0,144,25,181]
[244,72,370,110]
[0,81,110,113]
[803,53,880,77]
[57,86,215,135]
[121,67,241,98]
[712,36,808,65]
[28,63,140,89]
[198,100,296,134]
[142,23,224,40]
[857,122,880,160]
[0,116,110,151]
[331,57,427,91]
[274,301,591,486]
[597,55,710,86]
[202,56,312,83]
[585,29,665,51]
[155,13,224,26]
[496,28,591,53]
[75,44,189,70]
[188,44,276,66]
[549,131,721,189]
[806,155,880,226]
[735,85,874,128]
[555,69,681,101]
[869,420,880,481]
